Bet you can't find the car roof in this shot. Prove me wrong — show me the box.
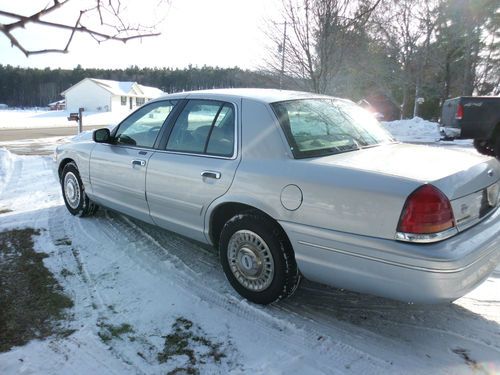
[154,88,339,104]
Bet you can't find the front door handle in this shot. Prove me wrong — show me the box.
[132,159,146,167]
[201,170,221,179]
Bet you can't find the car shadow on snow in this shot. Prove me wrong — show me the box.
[6,204,495,373]
[112,209,500,371]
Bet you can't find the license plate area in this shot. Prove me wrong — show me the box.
[452,181,500,231]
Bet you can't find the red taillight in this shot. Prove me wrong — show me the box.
[397,185,455,234]
[455,103,464,120]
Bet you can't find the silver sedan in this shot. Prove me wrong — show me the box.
[56,89,500,305]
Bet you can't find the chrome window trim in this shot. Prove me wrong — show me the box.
[153,148,238,161]
[395,227,458,243]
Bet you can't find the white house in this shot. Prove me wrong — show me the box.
[62,78,163,113]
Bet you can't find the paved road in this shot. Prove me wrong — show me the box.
[0,125,101,141]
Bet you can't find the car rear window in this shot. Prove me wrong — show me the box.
[271,99,394,158]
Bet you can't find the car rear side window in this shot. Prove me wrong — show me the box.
[114,100,178,148]
[166,100,235,157]
[272,99,393,158]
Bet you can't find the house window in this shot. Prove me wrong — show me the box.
[136,97,145,106]
[121,96,127,106]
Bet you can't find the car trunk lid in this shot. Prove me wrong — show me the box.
[314,143,500,233]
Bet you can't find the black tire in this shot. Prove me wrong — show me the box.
[61,162,98,217]
[473,139,495,156]
[219,210,301,304]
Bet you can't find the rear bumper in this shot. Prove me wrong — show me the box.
[442,126,461,139]
[279,207,500,303]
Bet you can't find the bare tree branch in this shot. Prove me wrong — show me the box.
[265,0,381,93]
[0,0,164,57]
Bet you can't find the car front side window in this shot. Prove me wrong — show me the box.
[114,100,178,148]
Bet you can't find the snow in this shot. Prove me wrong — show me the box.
[89,78,163,98]
[0,147,14,193]
[0,109,127,129]
[0,129,499,374]
[382,117,441,143]
[0,136,71,156]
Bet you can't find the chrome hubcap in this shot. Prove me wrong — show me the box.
[227,230,274,291]
[64,172,80,209]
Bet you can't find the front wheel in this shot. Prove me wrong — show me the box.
[219,211,301,304]
[61,162,98,217]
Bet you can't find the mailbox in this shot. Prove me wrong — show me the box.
[68,113,79,121]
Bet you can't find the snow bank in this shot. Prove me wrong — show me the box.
[0,109,128,129]
[382,117,441,143]
[0,147,14,194]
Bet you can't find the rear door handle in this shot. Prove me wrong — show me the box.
[132,159,146,167]
[201,171,221,179]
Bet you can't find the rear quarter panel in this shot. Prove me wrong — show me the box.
[211,99,420,241]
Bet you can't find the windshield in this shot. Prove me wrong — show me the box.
[271,99,394,158]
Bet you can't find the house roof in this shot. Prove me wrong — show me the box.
[62,78,163,98]
[48,99,65,106]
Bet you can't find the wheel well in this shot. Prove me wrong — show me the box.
[210,203,279,248]
[58,158,75,180]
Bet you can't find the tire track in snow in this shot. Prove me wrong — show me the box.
[93,211,500,374]
[0,157,22,201]
[71,210,416,374]
[48,208,149,375]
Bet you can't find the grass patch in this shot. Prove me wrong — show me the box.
[98,322,134,343]
[158,317,227,375]
[54,237,72,246]
[60,268,74,277]
[0,228,74,352]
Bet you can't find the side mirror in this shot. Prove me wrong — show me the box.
[93,128,111,143]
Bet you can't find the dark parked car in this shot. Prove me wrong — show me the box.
[441,96,500,158]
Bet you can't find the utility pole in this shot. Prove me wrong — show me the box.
[279,21,287,90]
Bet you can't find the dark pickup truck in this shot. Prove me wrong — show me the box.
[441,96,500,158]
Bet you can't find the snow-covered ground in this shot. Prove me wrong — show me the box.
[0,109,127,129]
[0,116,499,374]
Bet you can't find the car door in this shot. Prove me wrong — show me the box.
[146,99,240,242]
[89,100,179,223]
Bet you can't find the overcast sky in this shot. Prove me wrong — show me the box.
[0,0,281,70]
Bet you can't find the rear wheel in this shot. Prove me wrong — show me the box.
[473,139,495,156]
[219,211,301,304]
[61,162,98,217]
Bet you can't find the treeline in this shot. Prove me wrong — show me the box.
[1,0,498,121]
[268,0,500,120]
[0,65,279,108]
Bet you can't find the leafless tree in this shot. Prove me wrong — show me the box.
[266,0,381,94]
[369,0,431,118]
[0,0,167,57]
